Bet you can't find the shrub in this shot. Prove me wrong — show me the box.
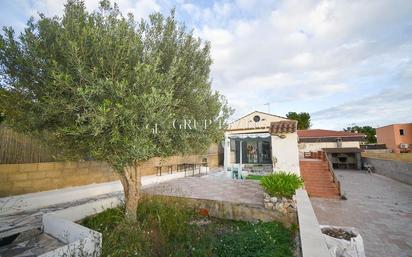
[260,172,303,198]
[82,195,294,257]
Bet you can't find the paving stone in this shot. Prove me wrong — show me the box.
[311,169,412,257]
[143,176,264,206]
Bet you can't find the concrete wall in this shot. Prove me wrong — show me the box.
[227,111,288,131]
[376,124,412,152]
[42,214,102,257]
[0,146,219,197]
[271,133,300,175]
[295,189,331,257]
[363,157,412,185]
[362,152,412,163]
[298,141,360,156]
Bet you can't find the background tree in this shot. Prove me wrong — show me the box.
[0,0,232,221]
[286,112,311,129]
[344,126,376,143]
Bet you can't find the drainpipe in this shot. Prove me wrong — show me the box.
[239,140,243,178]
[224,132,230,172]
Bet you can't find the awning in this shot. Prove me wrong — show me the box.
[228,133,271,139]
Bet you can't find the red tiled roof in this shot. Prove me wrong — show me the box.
[270,121,297,134]
[297,129,365,138]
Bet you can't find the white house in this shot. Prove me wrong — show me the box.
[223,111,300,176]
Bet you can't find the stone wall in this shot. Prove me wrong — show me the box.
[0,145,219,197]
[0,161,118,197]
[363,157,412,185]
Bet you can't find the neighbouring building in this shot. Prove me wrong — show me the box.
[297,129,365,169]
[376,123,412,153]
[223,111,300,176]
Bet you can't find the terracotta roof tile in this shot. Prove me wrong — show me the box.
[270,121,297,134]
[297,129,365,138]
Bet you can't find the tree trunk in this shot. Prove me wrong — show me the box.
[120,164,141,222]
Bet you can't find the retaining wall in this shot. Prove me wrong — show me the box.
[0,147,219,197]
[295,189,331,257]
[363,157,412,185]
[361,152,412,163]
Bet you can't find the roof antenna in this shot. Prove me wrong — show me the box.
[264,103,270,113]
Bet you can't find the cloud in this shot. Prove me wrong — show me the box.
[312,86,412,129]
[191,0,412,126]
[117,0,160,20]
[2,0,411,129]
[6,0,161,24]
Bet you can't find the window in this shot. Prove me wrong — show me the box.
[400,129,404,136]
[235,138,272,164]
[253,115,260,122]
[230,139,236,151]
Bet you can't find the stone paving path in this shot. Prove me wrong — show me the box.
[311,169,412,257]
[144,175,265,207]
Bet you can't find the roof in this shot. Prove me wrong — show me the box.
[322,147,363,153]
[270,121,297,134]
[376,123,412,129]
[297,129,365,138]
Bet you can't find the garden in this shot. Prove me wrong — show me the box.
[81,172,304,257]
[82,195,296,257]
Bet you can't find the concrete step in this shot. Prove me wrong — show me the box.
[308,193,340,199]
[304,182,335,186]
[300,158,340,199]
[305,186,338,191]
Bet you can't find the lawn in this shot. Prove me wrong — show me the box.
[82,195,294,257]
[246,175,265,181]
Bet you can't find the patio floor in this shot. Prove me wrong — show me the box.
[143,175,265,207]
[311,169,412,257]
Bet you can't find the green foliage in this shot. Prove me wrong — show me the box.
[215,221,293,257]
[261,172,304,198]
[246,175,264,181]
[0,0,232,172]
[286,112,311,129]
[344,126,375,143]
[82,196,294,257]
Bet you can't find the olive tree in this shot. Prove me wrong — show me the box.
[0,0,231,221]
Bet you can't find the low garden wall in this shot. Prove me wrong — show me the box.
[361,152,412,163]
[0,149,219,197]
[295,189,331,257]
[363,157,412,185]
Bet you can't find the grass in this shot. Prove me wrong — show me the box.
[245,175,265,181]
[81,195,294,257]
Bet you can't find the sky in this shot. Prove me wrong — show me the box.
[0,0,411,130]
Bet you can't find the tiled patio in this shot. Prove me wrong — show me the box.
[311,169,412,257]
[143,175,265,207]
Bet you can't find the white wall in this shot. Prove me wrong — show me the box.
[41,214,102,257]
[298,141,360,157]
[271,133,300,175]
[228,111,288,131]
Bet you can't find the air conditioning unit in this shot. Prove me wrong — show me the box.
[400,143,409,149]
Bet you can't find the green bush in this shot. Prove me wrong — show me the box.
[260,172,304,198]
